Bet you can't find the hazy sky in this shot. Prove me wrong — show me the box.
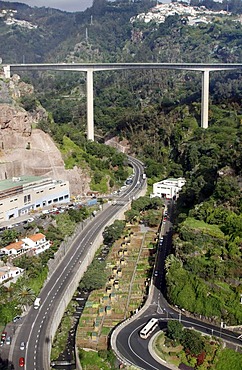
[2,0,95,12]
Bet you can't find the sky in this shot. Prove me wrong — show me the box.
[3,0,95,12]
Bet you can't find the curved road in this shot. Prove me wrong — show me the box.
[9,156,145,370]
[114,203,242,369]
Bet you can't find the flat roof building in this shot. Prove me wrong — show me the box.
[152,177,186,200]
[0,175,70,222]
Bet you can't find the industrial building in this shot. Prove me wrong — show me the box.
[0,175,70,222]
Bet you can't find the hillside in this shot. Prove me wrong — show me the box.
[0,0,241,325]
[0,72,91,194]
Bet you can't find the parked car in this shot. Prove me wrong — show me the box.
[1,331,7,342]
[13,316,21,323]
[5,336,11,345]
[19,357,25,367]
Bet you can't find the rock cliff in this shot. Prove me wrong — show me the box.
[0,75,90,195]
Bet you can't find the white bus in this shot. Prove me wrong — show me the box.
[139,318,159,339]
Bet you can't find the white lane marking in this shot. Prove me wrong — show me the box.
[127,324,162,370]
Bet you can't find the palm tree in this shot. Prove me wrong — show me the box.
[17,285,36,311]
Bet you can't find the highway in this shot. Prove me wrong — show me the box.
[113,203,242,369]
[7,156,145,370]
[5,156,242,369]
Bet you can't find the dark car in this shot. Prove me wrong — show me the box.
[13,316,21,323]
[1,331,7,342]
[19,357,25,367]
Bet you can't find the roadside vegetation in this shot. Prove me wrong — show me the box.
[153,320,242,370]
[0,205,93,327]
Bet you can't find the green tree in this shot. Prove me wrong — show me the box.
[103,220,125,245]
[181,329,205,356]
[0,229,19,247]
[16,285,36,311]
[167,320,184,342]
[125,209,140,224]
[79,260,107,291]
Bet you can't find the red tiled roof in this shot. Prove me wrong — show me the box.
[28,233,45,242]
[3,241,24,251]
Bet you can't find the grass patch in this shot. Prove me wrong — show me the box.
[184,217,225,238]
[60,136,88,170]
[79,349,113,370]
[214,348,242,370]
[101,326,111,335]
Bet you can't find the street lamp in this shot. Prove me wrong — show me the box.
[164,308,168,319]
[179,310,182,323]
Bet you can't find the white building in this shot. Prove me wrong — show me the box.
[1,240,27,257]
[0,175,70,222]
[0,233,51,258]
[152,177,186,200]
[22,233,51,255]
[0,265,24,285]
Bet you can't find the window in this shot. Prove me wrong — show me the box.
[24,194,31,203]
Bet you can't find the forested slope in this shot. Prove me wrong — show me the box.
[1,0,242,324]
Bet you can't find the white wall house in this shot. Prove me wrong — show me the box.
[22,233,51,255]
[0,265,24,284]
[0,233,51,258]
[1,240,28,257]
[152,177,186,200]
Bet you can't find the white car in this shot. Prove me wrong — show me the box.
[20,341,25,350]
[6,336,11,345]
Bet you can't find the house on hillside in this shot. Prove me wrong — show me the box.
[0,265,24,285]
[0,240,28,257]
[151,177,186,200]
[22,233,51,255]
[0,233,51,258]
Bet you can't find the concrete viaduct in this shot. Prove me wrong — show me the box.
[3,63,242,141]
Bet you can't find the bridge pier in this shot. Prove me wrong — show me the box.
[201,69,210,129]
[5,63,240,136]
[87,69,94,141]
[3,65,10,79]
